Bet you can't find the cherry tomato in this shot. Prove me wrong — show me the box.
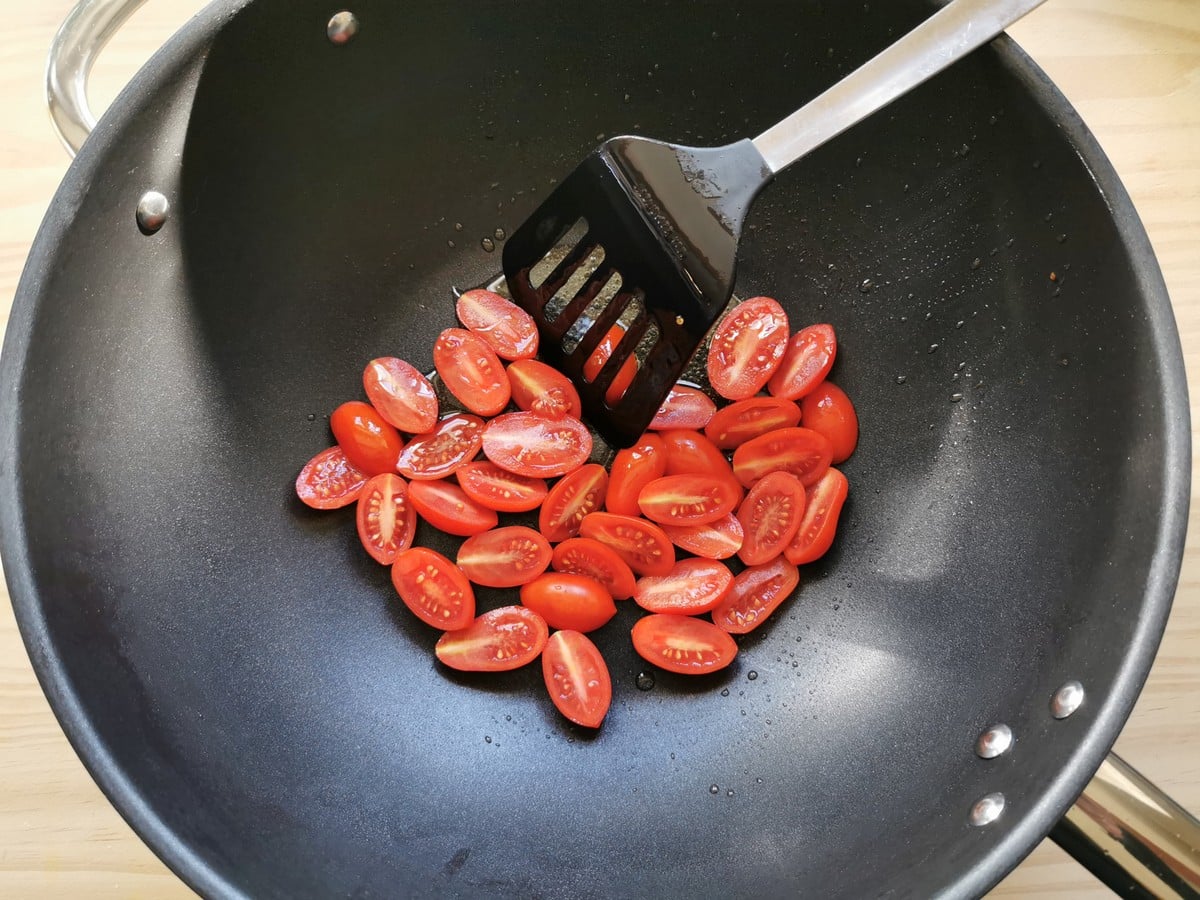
[579,512,675,576]
[785,467,849,565]
[661,514,744,560]
[551,537,637,601]
[542,630,612,728]
[355,473,416,565]
[362,357,438,434]
[732,427,832,489]
[483,411,592,478]
[395,412,483,480]
[433,327,511,417]
[800,382,858,463]
[435,605,548,672]
[649,385,716,431]
[457,526,552,588]
[539,464,608,542]
[705,397,802,450]
[408,480,497,536]
[606,433,666,517]
[632,559,733,615]
[582,323,638,405]
[711,556,799,634]
[296,446,368,509]
[330,401,405,476]
[659,429,738,488]
[768,323,837,401]
[631,614,737,675]
[507,358,582,419]
[392,547,475,631]
[736,471,806,566]
[455,288,539,361]
[636,474,740,526]
[520,573,617,633]
[706,296,789,400]
[455,461,547,513]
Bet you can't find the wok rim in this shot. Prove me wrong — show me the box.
[0,2,1189,897]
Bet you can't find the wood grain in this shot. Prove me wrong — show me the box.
[0,2,1196,897]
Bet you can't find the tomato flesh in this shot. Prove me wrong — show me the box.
[356,473,416,565]
[482,412,592,478]
[395,413,483,481]
[736,471,806,566]
[435,606,548,672]
[455,461,547,513]
[408,480,497,536]
[582,324,638,405]
[649,385,716,431]
[579,512,675,576]
[539,463,609,543]
[659,429,738,487]
[433,327,511,416]
[392,547,475,630]
[457,526,552,588]
[520,573,617,633]
[542,630,612,728]
[551,537,637,601]
[661,514,744,560]
[785,467,849,565]
[606,433,666,517]
[296,446,368,509]
[455,289,539,361]
[705,397,802,450]
[768,323,837,401]
[732,427,832,488]
[631,614,737,675]
[507,358,582,419]
[800,382,858,463]
[330,401,405,476]
[637,474,740,526]
[712,556,800,634]
[363,357,438,434]
[706,296,790,400]
[633,559,733,615]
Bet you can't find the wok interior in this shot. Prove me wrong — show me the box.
[10,0,1181,896]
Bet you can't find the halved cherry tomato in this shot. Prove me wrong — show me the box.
[433,327,511,416]
[659,429,738,488]
[363,357,438,434]
[637,474,740,526]
[455,289,539,361]
[395,413,483,480]
[661,514,744,560]
[785,467,849,565]
[408,480,497,536]
[507,358,582,419]
[551,537,637,601]
[542,630,612,728]
[711,556,799,634]
[435,605,548,672]
[583,323,638,405]
[392,547,475,630]
[800,382,858,463]
[606,433,666,517]
[631,614,737,675]
[539,464,608,542]
[768,323,837,401]
[296,446,368,509]
[632,559,733,615]
[457,526,552,588]
[706,296,789,400]
[520,573,617,633]
[736,471,806,566]
[356,473,416,565]
[649,385,716,431]
[732,427,832,488]
[483,412,592,478]
[705,397,802,450]
[330,401,405,476]
[455,461,547,513]
[579,512,675,576]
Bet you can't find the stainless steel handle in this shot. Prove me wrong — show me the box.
[47,0,150,156]
[752,0,1048,173]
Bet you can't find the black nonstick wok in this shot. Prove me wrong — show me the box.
[2,0,1196,897]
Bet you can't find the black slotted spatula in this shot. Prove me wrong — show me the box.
[503,0,1046,448]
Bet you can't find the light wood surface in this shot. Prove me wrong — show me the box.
[0,2,1196,897]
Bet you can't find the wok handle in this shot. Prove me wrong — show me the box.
[46,0,150,156]
[1054,752,1200,898]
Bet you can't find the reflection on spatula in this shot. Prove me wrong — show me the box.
[503,0,1046,448]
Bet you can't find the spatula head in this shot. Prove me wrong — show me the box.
[503,136,772,447]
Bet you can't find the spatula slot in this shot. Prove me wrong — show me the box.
[528,217,589,291]
[562,270,624,353]
[545,243,607,324]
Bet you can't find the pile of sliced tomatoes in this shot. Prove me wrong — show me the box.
[296,291,856,729]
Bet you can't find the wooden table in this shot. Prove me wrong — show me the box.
[0,2,1196,897]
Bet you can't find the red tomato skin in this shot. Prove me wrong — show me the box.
[649,385,717,431]
[395,413,483,481]
[705,397,802,450]
[606,433,667,516]
[433,327,511,416]
[507,359,582,419]
[435,606,548,672]
[732,427,832,489]
[706,296,790,400]
[520,573,618,633]
[408,480,498,536]
[630,614,738,675]
[542,630,612,728]
[636,474,740,526]
[785,467,850,565]
[296,446,368,509]
[661,514,744,560]
[456,526,552,588]
[482,412,593,478]
[362,357,438,434]
[539,464,609,543]
[330,401,405,477]
[768,323,837,401]
[391,547,475,631]
[659,429,738,485]
[712,556,800,634]
[800,382,858,464]
[455,461,547,513]
[632,558,734,615]
[355,473,416,565]
[551,538,637,601]
[583,324,638,405]
[736,471,807,566]
[579,513,676,577]
[455,289,539,361]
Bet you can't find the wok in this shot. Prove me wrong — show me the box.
[2,0,1197,896]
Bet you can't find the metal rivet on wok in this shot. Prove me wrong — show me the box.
[135,191,169,235]
[969,792,1006,827]
[975,724,1013,760]
[1050,681,1085,719]
[327,11,359,45]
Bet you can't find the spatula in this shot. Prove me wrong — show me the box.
[503,0,1047,448]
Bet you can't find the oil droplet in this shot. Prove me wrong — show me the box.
[494,227,506,241]
[727,789,735,797]
[1057,233,1067,243]
[895,375,907,384]
[454,222,463,232]
[950,393,963,403]
[481,237,496,252]
[956,320,965,329]
[929,343,940,354]
[710,784,720,795]
[747,671,758,681]
[1059,357,1070,367]
[858,278,873,293]
[971,258,981,269]
[720,688,730,697]
[636,672,656,691]
[306,413,316,421]
[484,735,492,743]
[447,239,456,248]
[756,777,764,784]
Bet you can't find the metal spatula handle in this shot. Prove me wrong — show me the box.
[752,0,1048,173]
